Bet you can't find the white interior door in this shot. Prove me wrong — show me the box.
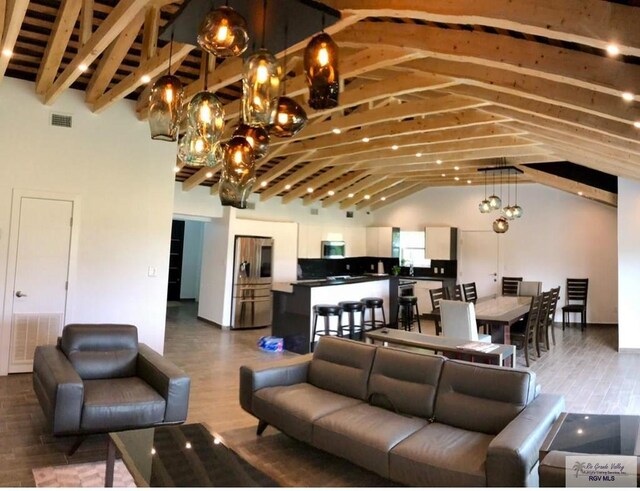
[8,197,73,373]
[458,231,499,299]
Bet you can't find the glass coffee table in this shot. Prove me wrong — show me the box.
[540,413,640,460]
[106,423,278,487]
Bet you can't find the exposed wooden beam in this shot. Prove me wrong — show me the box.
[369,183,428,211]
[85,12,145,103]
[282,165,356,204]
[35,0,84,96]
[91,42,194,113]
[80,0,94,45]
[323,175,388,208]
[514,164,617,207]
[0,0,6,43]
[251,151,316,193]
[44,0,151,105]
[303,170,367,205]
[260,160,331,201]
[356,181,406,210]
[321,0,640,57]
[0,0,29,81]
[335,22,640,98]
[541,143,640,181]
[339,178,404,209]
[182,165,221,192]
[142,5,159,61]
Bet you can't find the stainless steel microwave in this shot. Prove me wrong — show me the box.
[321,240,345,258]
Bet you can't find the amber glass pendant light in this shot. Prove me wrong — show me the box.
[511,171,523,218]
[478,171,491,214]
[493,217,509,234]
[197,2,249,58]
[488,170,502,210]
[148,33,184,141]
[242,0,280,127]
[219,136,256,208]
[233,123,269,159]
[271,23,308,138]
[304,14,339,110]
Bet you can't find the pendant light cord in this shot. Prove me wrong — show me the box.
[507,169,511,206]
[282,21,288,92]
[515,171,519,205]
[484,171,487,199]
[261,0,267,48]
[204,52,209,90]
[168,30,174,75]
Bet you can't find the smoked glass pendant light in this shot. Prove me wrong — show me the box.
[271,23,308,138]
[177,130,209,166]
[493,217,509,234]
[488,170,501,210]
[197,4,249,58]
[512,171,523,218]
[478,171,491,213]
[242,0,280,127]
[233,123,269,159]
[503,169,515,220]
[219,136,256,208]
[304,14,339,110]
[148,35,184,141]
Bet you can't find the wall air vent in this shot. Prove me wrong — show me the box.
[50,113,72,128]
[310,208,319,215]
[346,211,354,218]
[245,202,256,210]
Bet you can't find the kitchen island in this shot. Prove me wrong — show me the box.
[272,276,398,354]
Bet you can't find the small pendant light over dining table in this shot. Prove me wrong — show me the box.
[304,14,339,110]
[219,136,256,209]
[233,123,269,160]
[197,4,249,58]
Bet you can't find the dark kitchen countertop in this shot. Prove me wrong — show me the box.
[398,275,456,281]
[289,275,392,288]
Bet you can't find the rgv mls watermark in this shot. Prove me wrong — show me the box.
[566,455,638,487]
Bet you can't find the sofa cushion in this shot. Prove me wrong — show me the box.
[81,377,165,432]
[313,403,427,478]
[389,422,493,487]
[434,360,537,434]
[368,346,445,418]
[253,383,362,443]
[308,337,376,401]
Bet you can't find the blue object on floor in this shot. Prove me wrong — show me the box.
[258,336,284,352]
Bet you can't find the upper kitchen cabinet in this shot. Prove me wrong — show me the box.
[425,226,458,260]
[366,227,400,258]
[298,224,367,258]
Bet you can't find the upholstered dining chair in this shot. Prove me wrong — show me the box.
[33,324,191,454]
[517,281,542,297]
[440,300,491,343]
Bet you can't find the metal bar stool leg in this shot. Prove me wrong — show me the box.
[415,302,421,333]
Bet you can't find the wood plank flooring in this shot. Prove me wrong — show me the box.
[0,302,636,486]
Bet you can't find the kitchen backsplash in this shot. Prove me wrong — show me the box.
[297,257,457,279]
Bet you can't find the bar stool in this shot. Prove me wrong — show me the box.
[311,304,343,351]
[338,301,365,340]
[397,296,421,332]
[361,297,386,331]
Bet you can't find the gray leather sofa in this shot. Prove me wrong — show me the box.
[33,324,191,438]
[240,336,565,487]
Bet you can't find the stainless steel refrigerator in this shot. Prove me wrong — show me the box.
[230,235,274,329]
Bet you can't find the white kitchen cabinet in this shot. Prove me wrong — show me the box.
[298,224,323,258]
[343,226,367,257]
[366,226,394,257]
[298,224,367,258]
[425,226,458,260]
[413,280,445,312]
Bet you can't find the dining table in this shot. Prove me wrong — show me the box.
[423,295,532,344]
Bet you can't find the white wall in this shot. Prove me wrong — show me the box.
[618,178,640,350]
[0,78,176,373]
[198,213,231,325]
[179,220,204,300]
[373,183,618,323]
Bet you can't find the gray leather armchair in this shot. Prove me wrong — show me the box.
[33,324,190,443]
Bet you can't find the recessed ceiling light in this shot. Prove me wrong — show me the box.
[467,180,472,184]
[364,194,371,200]
[454,176,460,181]
[205,172,213,178]
[284,184,292,190]
[381,197,386,201]
[391,145,399,150]
[173,166,180,173]
[332,128,341,134]
[436,159,443,164]
[416,152,422,157]
[185,442,192,449]
[2,49,12,57]
[606,44,620,56]
[261,180,268,187]
[454,166,460,171]
[141,74,151,83]
[578,191,584,196]
[151,448,156,455]
[441,173,446,177]
[328,190,335,196]
[362,137,370,143]
[634,121,640,128]
[622,92,634,101]
[348,193,354,198]
[78,64,88,72]
[307,187,314,193]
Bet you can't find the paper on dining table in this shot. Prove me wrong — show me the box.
[456,342,501,352]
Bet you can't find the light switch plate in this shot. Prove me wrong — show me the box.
[148,267,157,277]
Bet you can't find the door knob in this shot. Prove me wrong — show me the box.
[15,291,27,298]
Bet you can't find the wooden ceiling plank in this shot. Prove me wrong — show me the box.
[44,0,152,105]
[35,0,84,96]
[322,174,387,208]
[260,159,331,201]
[80,0,94,45]
[0,0,6,43]
[182,165,221,191]
[91,42,194,113]
[339,178,404,209]
[0,0,29,81]
[335,22,640,98]
[514,164,617,207]
[252,151,316,194]
[303,170,367,205]
[142,5,159,61]
[369,183,428,211]
[281,165,356,204]
[321,0,640,56]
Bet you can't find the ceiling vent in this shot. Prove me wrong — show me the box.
[346,211,354,218]
[50,113,72,128]
[310,208,319,215]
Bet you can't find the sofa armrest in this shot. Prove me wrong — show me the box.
[137,344,191,423]
[32,346,84,435]
[486,393,565,487]
[239,355,312,415]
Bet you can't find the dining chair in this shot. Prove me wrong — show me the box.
[517,281,542,297]
[439,300,491,343]
[535,290,553,356]
[546,287,561,347]
[562,278,589,331]
[429,287,449,336]
[510,294,542,367]
[462,282,478,303]
[449,284,463,301]
[501,276,522,296]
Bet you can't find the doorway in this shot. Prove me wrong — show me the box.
[458,231,499,298]
[3,194,75,373]
[167,219,205,304]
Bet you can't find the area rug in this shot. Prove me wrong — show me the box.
[222,427,396,487]
[32,459,136,488]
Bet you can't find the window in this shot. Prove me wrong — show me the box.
[399,231,431,267]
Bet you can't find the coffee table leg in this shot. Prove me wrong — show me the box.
[105,436,115,487]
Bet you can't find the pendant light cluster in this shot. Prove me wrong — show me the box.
[477,164,524,234]
[149,1,339,209]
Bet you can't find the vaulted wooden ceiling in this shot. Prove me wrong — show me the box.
[2,0,638,210]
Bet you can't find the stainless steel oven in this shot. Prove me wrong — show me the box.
[321,240,345,258]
